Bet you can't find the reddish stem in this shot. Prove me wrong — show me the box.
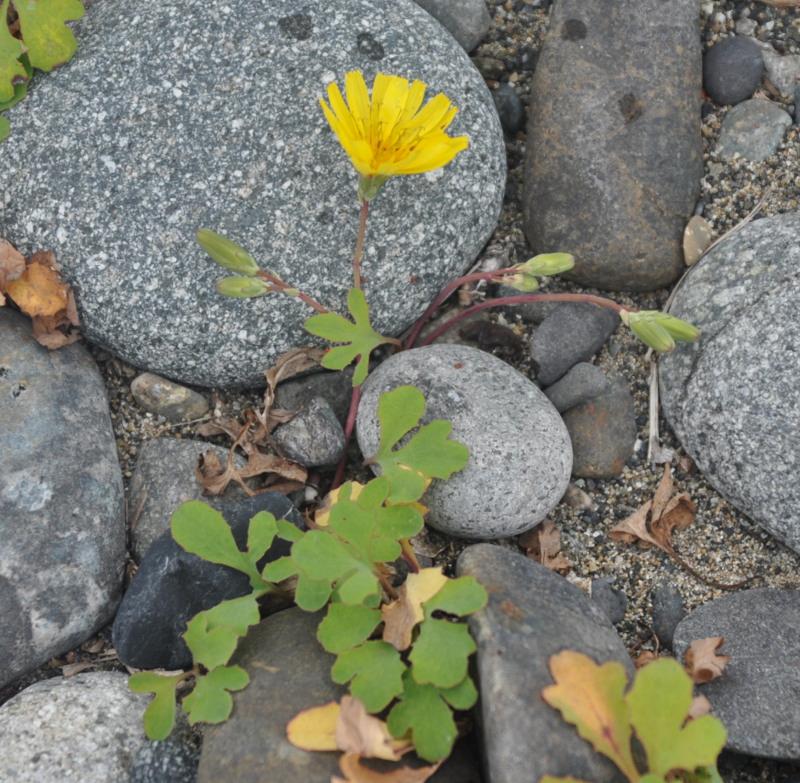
[415,293,630,347]
[330,383,362,490]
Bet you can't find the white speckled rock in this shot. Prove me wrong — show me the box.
[659,212,800,554]
[0,0,505,388]
[0,672,151,780]
[356,345,572,538]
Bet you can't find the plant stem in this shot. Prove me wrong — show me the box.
[352,198,369,290]
[331,383,362,490]
[415,293,630,347]
[255,271,329,313]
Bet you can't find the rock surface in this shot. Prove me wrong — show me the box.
[130,372,209,423]
[717,98,792,162]
[131,739,201,783]
[413,0,491,52]
[0,0,504,388]
[524,0,702,291]
[113,493,302,670]
[543,362,610,413]
[659,212,800,554]
[703,35,763,106]
[356,344,572,539]
[0,672,150,780]
[673,589,800,760]
[272,396,346,467]
[457,544,632,783]
[0,309,125,690]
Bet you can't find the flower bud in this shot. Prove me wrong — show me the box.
[505,272,539,292]
[520,253,574,277]
[197,229,261,276]
[216,276,272,298]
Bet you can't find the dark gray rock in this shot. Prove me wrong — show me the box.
[131,740,201,783]
[130,373,209,423]
[413,0,491,52]
[491,83,526,134]
[198,608,480,782]
[128,438,252,562]
[717,98,792,162]
[0,309,125,690]
[673,588,800,760]
[524,0,702,291]
[272,396,346,467]
[0,0,504,388]
[530,302,620,386]
[651,583,685,651]
[659,212,800,554]
[113,493,302,670]
[562,374,636,479]
[0,672,150,780]
[703,35,763,106]
[543,362,610,413]
[457,544,632,783]
[590,578,628,624]
[356,345,572,539]
[274,367,355,425]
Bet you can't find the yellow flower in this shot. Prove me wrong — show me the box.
[320,71,469,199]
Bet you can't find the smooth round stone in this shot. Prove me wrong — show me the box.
[0,0,505,388]
[717,98,792,162]
[703,35,763,106]
[356,344,572,539]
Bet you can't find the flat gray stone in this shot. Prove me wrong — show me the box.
[524,0,702,291]
[0,310,125,690]
[717,98,792,162]
[130,373,209,423]
[413,0,492,52]
[272,396,346,467]
[0,672,150,780]
[659,212,800,554]
[0,0,504,388]
[457,544,632,783]
[356,344,572,539]
[543,362,610,413]
[673,589,800,760]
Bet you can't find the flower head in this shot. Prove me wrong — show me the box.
[320,71,469,199]
[620,310,700,353]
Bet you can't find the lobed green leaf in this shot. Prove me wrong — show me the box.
[409,618,476,689]
[317,603,382,654]
[13,0,84,72]
[331,640,405,712]
[182,665,249,725]
[129,671,183,741]
[424,575,488,617]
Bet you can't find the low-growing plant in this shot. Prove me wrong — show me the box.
[0,0,84,140]
[130,70,704,769]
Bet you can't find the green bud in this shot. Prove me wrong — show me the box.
[358,174,389,202]
[216,276,272,298]
[197,229,261,276]
[630,318,676,352]
[520,253,574,277]
[648,311,700,343]
[505,272,539,292]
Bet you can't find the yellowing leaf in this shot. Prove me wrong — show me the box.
[541,651,639,782]
[6,254,69,317]
[334,695,411,761]
[286,701,341,751]
[381,568,449,651]
[334,752,442,783]
[684,637,731,685]
[316,483,367,528]
[0,237,25,304]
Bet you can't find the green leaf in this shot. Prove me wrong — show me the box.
[368,386,469,504]
[129,672,182,741]
[294,573,333,611]
[0,113,8,141]
[409,618,476,688]
[0,0,27,102]
[440,674,478,711]
[626,658,727,777]
[245,511,278,567]
[424,575,488,617]
[14,0,84,72]
[331,640,405,712]
[182,665,250,725]
[317,603,382,654]
[387,669,458,762]
[182,613,240,671]
[304,288,394,386]
[260,555,297,583]
[277,518,304,542]
[200,594,261,638]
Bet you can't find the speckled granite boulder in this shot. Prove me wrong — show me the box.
[356,344,572,539]
[524,0,702,291]
[0,0,505,388]
[0,310,125,690]
[659,212,800,554]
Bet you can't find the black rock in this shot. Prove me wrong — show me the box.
[562,374,637,479]
[590,578,628,624]
[651,583,685,651]
[272,397,346,467]
[703,35,763,106]
[112,493,303,670]
[131,740,200,783]
[543,362,610,413]
[274,367,355,425]
[530,303,620,386]
[491,83,526,134]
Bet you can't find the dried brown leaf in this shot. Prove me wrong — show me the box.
[632,650,660,669]
[609,500,659,548]
[650,463,674,522]
[335,696,410,761]
[688,694,713,721]
[684,637,731,684]
[0,238,25,305]
[334,753,442,783]
[264,346,325,391]
[519,520,572,571]
[381,569,449,651]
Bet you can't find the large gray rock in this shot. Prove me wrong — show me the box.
[356,344,572,539]
[0,310,125,690]
[524,0,702,291]
[0,672,151,780]
[659,212,800,554]
[457,544,631,783]
[0,0,505,388]
[673,589,800,761]
[413,0,492,52]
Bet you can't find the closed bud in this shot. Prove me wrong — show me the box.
[197,229,261,276]
[216,276,272,298]
[649,311,700,343]
[505,272,539,292]
[520,253,574,277]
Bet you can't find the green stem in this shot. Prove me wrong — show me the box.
[352,198,369,290]
[415,293,630,348]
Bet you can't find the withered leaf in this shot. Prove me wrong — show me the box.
[688,694,713,721]
[195,448,306,496]
[519,520,571,572]
[684,637,731,684]
[334,696,411,761]
[381,568,449,651]
[0,238,25,305]
[333,752,442,783]
[264,346,325,391]
[632,650,660,669]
